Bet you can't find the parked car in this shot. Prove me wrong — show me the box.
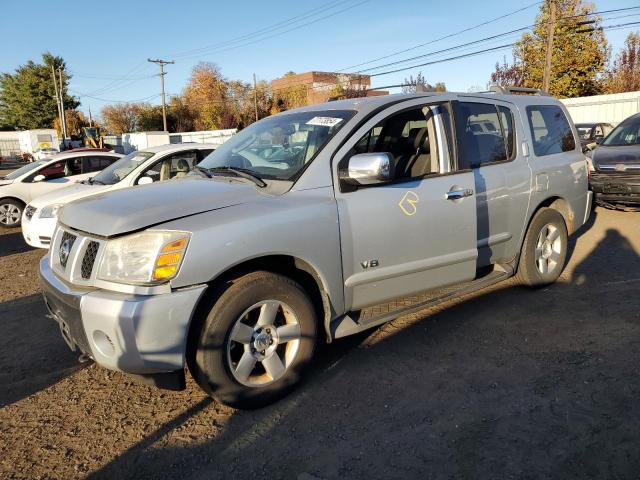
[0,151,122,228]
[40,90,591,409]
[589,113,640,208]
[575,122,614,152]
[22,143,217,248]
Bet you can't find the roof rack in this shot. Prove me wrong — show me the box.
[488,85,550,96]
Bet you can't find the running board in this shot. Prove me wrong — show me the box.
[331,266,513,339]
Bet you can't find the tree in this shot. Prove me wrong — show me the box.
[272,71,308,114]
[135,104,165,131]
[0,52,79,129]
[402,72,446,93]
[490,56,526,87]
[602,32,640,93]
[512,0,608,97]
[168,95,196,132]
[100,103,138,134]
[183,63,230,130]
[53,110,89,139]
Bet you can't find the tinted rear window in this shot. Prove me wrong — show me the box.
[526,105,576,156]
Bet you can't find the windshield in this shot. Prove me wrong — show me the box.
[91,151,154,185]
[602,118,640,146]
[198,110,355,181]
[4,160,47,180]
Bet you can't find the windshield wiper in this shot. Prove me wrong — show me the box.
[194,165,212,178]
[206,166,267,188]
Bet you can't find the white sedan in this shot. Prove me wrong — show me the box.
[22,143,217,248]
[0,150,122,230]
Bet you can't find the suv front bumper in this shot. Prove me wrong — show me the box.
[39,256,207,378]
[590,172,640,205]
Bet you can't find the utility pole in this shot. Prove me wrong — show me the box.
[543,0,556,93]
[51,66,64,141]
[148,58,174,131]
[58,67,68,145]
[253,73,259,122]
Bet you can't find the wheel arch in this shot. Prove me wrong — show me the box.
[187,255,334,355]
[0,196,26,208]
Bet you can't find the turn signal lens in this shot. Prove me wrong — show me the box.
[152,236,189,281]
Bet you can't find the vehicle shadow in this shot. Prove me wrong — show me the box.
[0,294,85,406]
[0,231,33,258]
[89,217,640,479]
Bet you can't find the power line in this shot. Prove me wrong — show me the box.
[169,0,370,60]
[337,1,543,72]
[341,5,640,75]
[168,0,347,58]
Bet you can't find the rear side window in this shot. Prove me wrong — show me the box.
[454,102,514,168]
[526,105,576,156]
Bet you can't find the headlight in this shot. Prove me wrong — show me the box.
[39,203,64,219]
[97,230,190,285]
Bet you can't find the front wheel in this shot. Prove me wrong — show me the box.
[189,271,318,409]
[0,199,24,228]
[515,207,568,287]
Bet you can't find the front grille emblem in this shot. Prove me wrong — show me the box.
[59,239,72,266]
[615,164,627,172]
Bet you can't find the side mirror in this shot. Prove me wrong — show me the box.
[137,176,153,185]
[595,137,603,145]
[342,153,394,186]
[33,174,46,182]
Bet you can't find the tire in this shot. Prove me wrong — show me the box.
[0,199,24,228]
[515,207,568,287]
[189,271,318,409]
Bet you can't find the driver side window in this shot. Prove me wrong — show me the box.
[346,104,448,180]
[32,161,65,181]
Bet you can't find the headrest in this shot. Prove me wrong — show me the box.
[408,127,429,152]
[176,159,190,171]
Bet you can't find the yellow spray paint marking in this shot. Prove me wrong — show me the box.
[399,190,419,216]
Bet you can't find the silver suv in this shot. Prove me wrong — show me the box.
[40,88,592,408]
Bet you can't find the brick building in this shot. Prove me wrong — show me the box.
[271,71,388,106]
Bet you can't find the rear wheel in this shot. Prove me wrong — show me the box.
[516,207,568,287]
[0,199,24,228]
[189,271,317,409]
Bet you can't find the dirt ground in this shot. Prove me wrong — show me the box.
[1,207,639,479]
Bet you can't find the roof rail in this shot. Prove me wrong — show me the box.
[489,85,550,96]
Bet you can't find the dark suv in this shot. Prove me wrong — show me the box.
[590,113,640,208]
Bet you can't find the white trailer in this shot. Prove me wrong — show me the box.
[121,131,170,154]
[16,129,59,154]
[561,91,640,125]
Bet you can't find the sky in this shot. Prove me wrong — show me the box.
[1,0,638,119]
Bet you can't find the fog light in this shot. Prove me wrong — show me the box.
[93,330,115,357]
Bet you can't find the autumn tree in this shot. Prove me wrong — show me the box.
[402,72,446,93]
[602,32,640,93]
[168,95,196,132]
[0,52,79,129]
[272,71,308,114]
[183,63,230,130]
[490,57,525,87]
[100,103,139,134]
[53,110,89,138]
[512,0,608,97]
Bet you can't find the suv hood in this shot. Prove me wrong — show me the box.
[29,182,111,208]
[59,177,267,237]
[592,145,640,173]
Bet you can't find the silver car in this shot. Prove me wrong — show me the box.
[40,89,591,408]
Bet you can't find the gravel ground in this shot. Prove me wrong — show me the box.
[1,207,639,479]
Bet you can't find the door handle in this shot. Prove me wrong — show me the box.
[445,188,474,200]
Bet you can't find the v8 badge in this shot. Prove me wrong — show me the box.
[398,191,419,216]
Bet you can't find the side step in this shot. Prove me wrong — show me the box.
[331,267,513,339]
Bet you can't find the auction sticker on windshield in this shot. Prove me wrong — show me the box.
[306,117,344,127]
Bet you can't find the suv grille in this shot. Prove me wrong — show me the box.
[59,231,77,269]
[81,241,99,279]
[24,206,36,220]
